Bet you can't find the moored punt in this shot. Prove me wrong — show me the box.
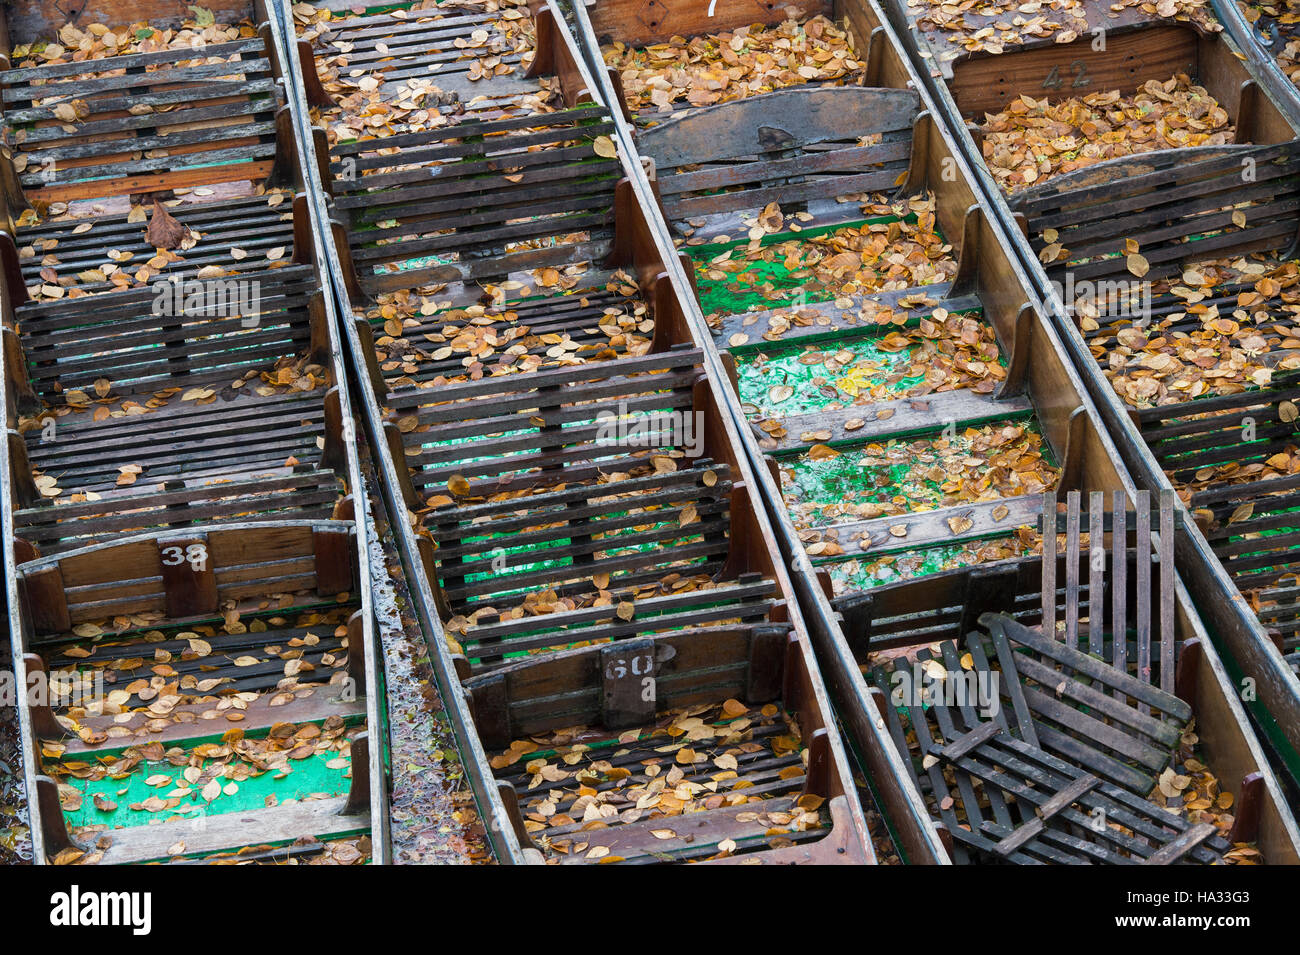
[1215,0,1300,124]
[883,0,1300,782]
[0,1,388,864]
[284,0,878,864]
[571,0,1300,860]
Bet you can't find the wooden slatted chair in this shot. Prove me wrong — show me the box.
[14,521,361,736]
[867,490,1236,863]
[0,33,286,208]
[3,262,348,557]
[302,2,591,114]
[1010,143,1300,285]
[327,104,623,296]
[1040,489,1178,693]
[8,263,327,403]
[873,627,1228,864]
[0,28,318,305]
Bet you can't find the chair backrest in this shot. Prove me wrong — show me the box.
[329,104,622,293]
[15,264,318,402]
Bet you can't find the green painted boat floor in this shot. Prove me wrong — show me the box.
[685,215,952,317]
[825,537,1031,592]
[735,315,998,418]
[691,210,1053,596]
[779,418,1056,525]
[58,747,353,832]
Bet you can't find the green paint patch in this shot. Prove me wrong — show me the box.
[59,749,352,832]
[738,338,925,417]
[734,316,1001,419]
[824,538,1029,593]
[780,419,1055,529]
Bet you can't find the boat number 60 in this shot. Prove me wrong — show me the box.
[605,654,656,702]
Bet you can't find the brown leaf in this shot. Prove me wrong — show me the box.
[145,200,190,251]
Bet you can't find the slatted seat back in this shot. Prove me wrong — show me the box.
[1136,369,1300,596]
[1040,489,1178,693]
[13,264,319,402]
[872,629,1227,864]
[304,2,593,115]
[636,87,920,225]
[463,623,791,748]
[387,347,740,615]
[15,521,357,637]
[1010,142,1300,285]
[1,36,284,204]
[978,614,1191,794]
[329,104,623,294]
[832,555,1085,655]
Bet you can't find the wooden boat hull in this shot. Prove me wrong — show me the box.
[280,0,878,865]
[879,0,1300,796]
[0,1,389,864]
[571,0,1300,861]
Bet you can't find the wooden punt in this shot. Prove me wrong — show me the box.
[569,0,1300,861]
[1213,0,1300,127]
[281,0,878,864]
[883,0,1300,789]
[0,1,388,864]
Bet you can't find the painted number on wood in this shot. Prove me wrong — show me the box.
[605,651,656,703]
[1043,61,1090,90]
[161,543,208,571]
[604,652,653,680]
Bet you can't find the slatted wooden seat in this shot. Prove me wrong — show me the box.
[304,2,596,121]
[1039,489,1178,692]
[635,87,920,230]
[0,35,286,207]
[1128,364,1300,662]
[15,522,364,748]
[308,3,537,109]
[11,387,345,555]
[15,522,358,637]
[7,263,326,403]
[328,104,623,294]
[866,489,1233,863]
[1010,143,1300,284]
[1138,370,1300,586]
[46,613,353,700]
[362,267,652,391]
[979,614,1191,791]
[382,346,785,668]
[473,627,849,863]
[6,192,297,295]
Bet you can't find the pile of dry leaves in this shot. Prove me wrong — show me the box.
[606,15,864,113]
[981,78,1234,192]
[493,699,824,862]
[909,0,1219,56]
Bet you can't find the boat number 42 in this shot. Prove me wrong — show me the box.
[1043,61,1091,90]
